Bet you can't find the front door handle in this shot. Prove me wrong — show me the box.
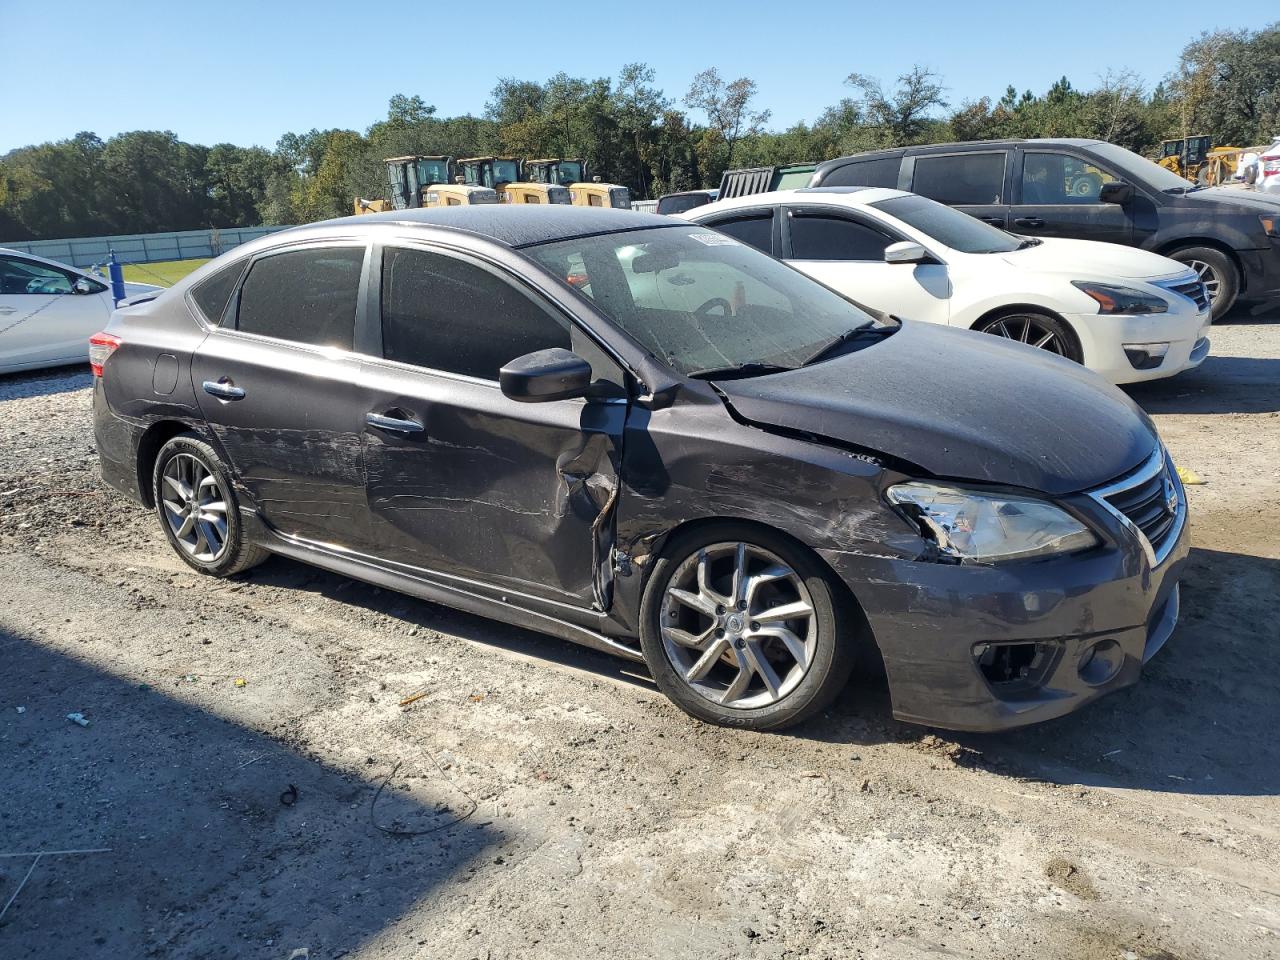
[203,378,246,400]
[1013,217,1045,228]
[0,306,16,316]
[366,411,424,433]
[978,216,1004,225]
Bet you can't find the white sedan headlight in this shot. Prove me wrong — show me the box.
[886,482,1098,563]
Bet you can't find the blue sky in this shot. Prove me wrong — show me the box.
[0,1,1265,154]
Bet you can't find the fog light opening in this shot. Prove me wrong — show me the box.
[976,642,1040,686]
[1123,342,1170,371]
[1078,639,1123,686]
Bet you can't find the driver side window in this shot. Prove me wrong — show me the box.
[1021,152,1120,204]
[0,255,77,295]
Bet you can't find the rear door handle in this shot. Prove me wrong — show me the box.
[203,379,246,400]
[0,306,16,316]
[1013,217,1045,228]
[366,411,424,433]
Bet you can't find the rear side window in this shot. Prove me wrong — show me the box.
[381,247,571,380]
[190,260,245,325]
[705,213,773,253]
[235,247,363,350]
[822,156,900,188]
[789,214,892,261]
[912,153,1007,205]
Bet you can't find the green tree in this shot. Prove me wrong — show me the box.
[683,68,770,175]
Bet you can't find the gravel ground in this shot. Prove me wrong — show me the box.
[1,316,1278,960]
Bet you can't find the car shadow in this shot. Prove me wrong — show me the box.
[1125,353,1280,414]
[0,628,502,959]
[0,367,92,401]
[241,556,657,693]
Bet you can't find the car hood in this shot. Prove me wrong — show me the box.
[1182,186,1280,213]
[712,321,1157,496]
[999,237,1186,281]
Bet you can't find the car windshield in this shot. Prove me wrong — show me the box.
[1086,141,1196,192]
[872,194,1022,254]
[526,225,884,378]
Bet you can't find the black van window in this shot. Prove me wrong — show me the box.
[913,153,1006,205]
[822,156,900,189]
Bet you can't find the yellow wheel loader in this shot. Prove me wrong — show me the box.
[525,159,632,209]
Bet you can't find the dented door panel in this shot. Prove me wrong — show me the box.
[360,358,625,608]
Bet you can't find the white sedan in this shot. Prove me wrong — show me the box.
[0,248,159,374]
[683,187,1211,384]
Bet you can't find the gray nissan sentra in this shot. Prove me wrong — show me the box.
[90,206,1188,732]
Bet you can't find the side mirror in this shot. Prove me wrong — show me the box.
[1099,181,1134,205]
[500,347,591,403]
[884,241,930,265]
[73,278,96,295]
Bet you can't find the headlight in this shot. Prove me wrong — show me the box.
[886,482,1098,563]
[1072,281,1168,315]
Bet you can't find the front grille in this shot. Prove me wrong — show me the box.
[1092,447,1185,564]
[1167,277,1209,311]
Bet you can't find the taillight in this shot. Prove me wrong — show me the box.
[1262,156,1280,177]
[88,332,121,377]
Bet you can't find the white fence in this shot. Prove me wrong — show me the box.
[0,226,294,268]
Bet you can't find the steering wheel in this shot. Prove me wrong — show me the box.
[694,297,732,317]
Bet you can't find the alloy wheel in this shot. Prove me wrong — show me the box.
[160,452,229,563]
[981,313,1068,354]
[1186,259,1222,303]
[660,541,817,709]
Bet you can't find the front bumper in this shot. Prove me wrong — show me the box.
[1067,307,1211,385]
[1238,244,1280,302]
[820,463,1190,732]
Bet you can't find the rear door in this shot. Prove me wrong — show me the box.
[781,206,950,325]
[1009,148,1134,244]
[697,206,779,256]
[907,150,1011,229]
[190,241,373,549]
[359,243,627,608]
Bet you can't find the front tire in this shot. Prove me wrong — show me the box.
[639,523,857,731]
[1168,246,1238,321]
[973,310,1083,363]
[152,433,268,577]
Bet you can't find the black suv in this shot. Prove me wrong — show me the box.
[810,138,1280,319]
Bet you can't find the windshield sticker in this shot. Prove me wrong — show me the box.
[689,231,739,246]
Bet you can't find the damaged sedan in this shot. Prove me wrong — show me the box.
[91,206,1187,732]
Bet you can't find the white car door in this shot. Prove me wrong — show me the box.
[0,254,111,370]
[781,207,952,325]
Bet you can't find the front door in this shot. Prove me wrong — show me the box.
[1010,149,1134,244]
[361,243,627,608]
[190,242,373,549]
[0,254,110,369]
[781,207,951,325]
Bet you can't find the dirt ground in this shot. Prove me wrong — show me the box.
[1,310,1278,960]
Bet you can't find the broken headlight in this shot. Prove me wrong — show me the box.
[886,482,1098,563]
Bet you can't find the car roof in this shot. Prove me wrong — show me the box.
[309,205,675,248]
[682,186,908,218]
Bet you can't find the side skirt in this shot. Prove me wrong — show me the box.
[251,521,645,665]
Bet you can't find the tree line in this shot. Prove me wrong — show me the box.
[2,25,1277,241]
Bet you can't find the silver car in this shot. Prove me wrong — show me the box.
[0,248,158,374]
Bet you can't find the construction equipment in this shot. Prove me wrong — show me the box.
[354,155,484,215]
[500,182,573,205]
[1157,137,1245,186]
[458,157,522,193]
[525,159,632,208]
[524,158,586,186]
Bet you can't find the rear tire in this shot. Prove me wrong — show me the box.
[1167,246,1238,321]
[152,433,268,577]
[639,522,857,731]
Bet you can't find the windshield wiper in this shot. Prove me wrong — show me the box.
[686,361,794,380]
[800,323,878,367]
[1162,185,1204,195]
[1015,238,1042,249]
